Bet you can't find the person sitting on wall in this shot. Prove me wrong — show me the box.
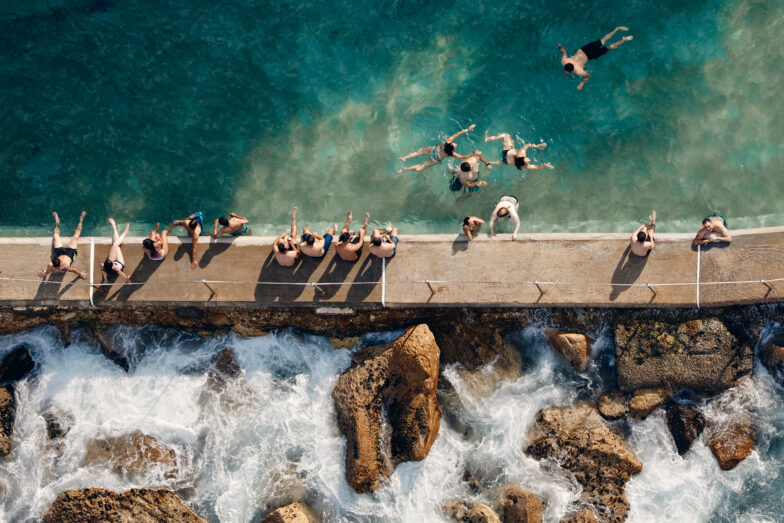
[300,222,336,259]
[143,222,169,261]
[489,195,521,240]
[693,212,732,246]
[168,211,204,269]
[631,210,656,257]
[274,207,300,267]
[336,210,369,262]
[212,212,250,238]
[369,223,398,259]
[462,216,485,241]
[37,211,89,280]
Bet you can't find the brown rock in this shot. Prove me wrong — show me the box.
[0,345,35,383]
[628,387,671,419]
[332,324,441,493]
[548,332,592,371]
[761,334,784,377]
[615,318,753,392]
[89,326,130,372]
[560,508,600,523]
[262,502,316,523]
[443,500,501,523]
[84,431,178,478]
[709,422,755,471]
[231,323,269,337]
[42,487,205,523]
[43,407,72,440]
[213,348,241,379]
[525,405,642,522]
[207,312,232,326]
[598,393,628,420]
[499,485,544,523]
[429,321,521,379]
[665,403,706,455]
[0,385,14,457]
[329,337,361,349]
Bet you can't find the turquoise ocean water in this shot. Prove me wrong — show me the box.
[1,0,783,237]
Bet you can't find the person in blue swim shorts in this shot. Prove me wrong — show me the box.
[301,222,336,258]
[213,212,250,239]
[370,223,399,259]
[169,211,204,269]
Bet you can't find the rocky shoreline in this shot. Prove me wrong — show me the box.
[1,303,783,521]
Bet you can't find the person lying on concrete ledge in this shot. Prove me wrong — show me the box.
[336,210,369,262]
[37,211,89,280]
[101,218,132,284]
[369,223,398,259]
[462,216,484,241]
[168,211,203,269]
[274,207,300,267]
[631,210,656,257]
[212,212,249,239]
[693,213,732,246]
[489,195,520,240]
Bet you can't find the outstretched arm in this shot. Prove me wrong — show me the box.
[631,225,645,243]
[476,154,493,170]
[446,124,476,143]
[557,43,568,60]
[577,73,590,90]
[463,225,473,241]
[693,228,707,246]
[509,209,521,240]
[489,206,500,237]
[68,266,88,280]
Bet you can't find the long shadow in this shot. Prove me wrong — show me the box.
[33,272,66,302]
[314,253,358,301]
[104,256,164,302]
[199,237,237,269]
[451,234,468,255]
[609,245,649,301]
[173,241,192,264]
[254,252,320,303]
[346,254,382,304]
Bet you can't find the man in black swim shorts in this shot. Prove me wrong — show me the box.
[37,211,89,280]
[558,26,633,90]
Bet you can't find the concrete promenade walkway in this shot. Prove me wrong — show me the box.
[1,227,783,308]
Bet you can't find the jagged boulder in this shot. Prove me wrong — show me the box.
[709,421,755,471]
[443,500,501,523]
[262,502,316,523]
[0,345,35,383]
[332,324,441,493]
[89,326,130,372]
[598,393,628,420]
[0,385,14,457]
[429,321,521,379]
[524,405,642,522]
[665,403,706,455]
[43,407,72,440]
[560,508,600,523]
[628,387,671,419]
[761,334,784,380]
[42,488,205,522]
[83,431,178,478]
[498,485,544,523]
[547,332,592,371]
[615,318,752,392]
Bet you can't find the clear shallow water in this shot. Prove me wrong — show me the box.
[1,0,783,237]
[0,324,782,522]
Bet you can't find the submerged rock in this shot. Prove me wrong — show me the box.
[709,421,756,471]
[560,508,600,523]
[332,324,441,493]
[547,332,592,371]
[628,387,671,419]
[598,393,628,420]
[0,385,14,457]
[761,334,784,380]
[42,487,205,522]
[89,325,131,372]
[42,407,72,440]
[429,321,521,380]
[665,403,706,455]
[498,485,544,523]
[443,500,501,523]
[213,347,241,378]
[83,431,178,478]
[615,317,752,392]
[525,405,642,522]
[329,336,361,350]
[0,345,35,383]
[262,502,316,523]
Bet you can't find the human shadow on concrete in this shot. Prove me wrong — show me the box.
[313,253,354,300]
[103,256,164,302]
[254,251,321,303]
[33,272,71,302]
[345,255,383,304]
[451,234,469,255]
[199,237,237,269]
[610,245,649,301]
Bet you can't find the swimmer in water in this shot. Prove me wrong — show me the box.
[37,211,89,280]
[484,131,553,171]
[693,213,732,246]
[558,26,633,90]
[458,154,492,189]
[398,124,478,173]
[101,218,132,284]
[142,223,169,261]
[489,195,521,240]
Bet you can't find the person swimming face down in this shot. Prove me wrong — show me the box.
[514,155,529,170]
[444,142,456,156]
[564,62,575,74]
[460,162,471,172]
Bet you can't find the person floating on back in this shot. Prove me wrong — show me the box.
[489,195,521,240]
[142,223,169,261]
[398,124,477,173]
[37,211,89,280]
[369,223,398,259]
[273,207,300,267]
[558,26,633,90]
[463,216,485,241]
[213,212,250,239]
[301,221,336,258]
[101,218,132,284]
[336,210,369,262]
[631,210,656,257]
[693,212,732,246]
[484,131,553,171]
[168,212,203,269]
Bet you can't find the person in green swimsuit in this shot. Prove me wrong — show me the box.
[213,212,249,239]
[693,213,732,246]
[37,211,88,280]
